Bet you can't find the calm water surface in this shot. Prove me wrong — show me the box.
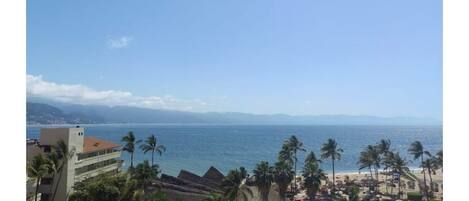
[27,124,442,176]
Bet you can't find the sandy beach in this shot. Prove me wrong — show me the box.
[331,169,443,200]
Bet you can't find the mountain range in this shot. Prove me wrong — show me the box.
[26,101,441,125]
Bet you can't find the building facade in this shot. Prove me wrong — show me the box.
[26,127,122,201]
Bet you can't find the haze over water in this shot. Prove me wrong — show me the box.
[27,124,442,176]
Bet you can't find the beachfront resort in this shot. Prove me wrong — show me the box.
[27,127,442,201]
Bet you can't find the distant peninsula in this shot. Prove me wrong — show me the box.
[26,101,441,126]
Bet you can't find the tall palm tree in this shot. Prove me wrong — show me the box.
[422,158,435,193]
[286,135,306,190]
[27,154,50,201]
[302,162,326,201]
[122,131,141,168]
[408,141,428,198]
[382,151,396,193]
[390,152,409,199]
[253,161,274,201]
[140,134,166,166]
[273,161,294,200]
[221,169,253,201]
[367,145,381,191]
[377,139,391,191]
[51,140,76,201]
[320,138,343,190]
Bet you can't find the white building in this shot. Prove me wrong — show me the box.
[27,127,122,201]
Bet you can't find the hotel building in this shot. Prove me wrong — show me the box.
[26,127,123,201]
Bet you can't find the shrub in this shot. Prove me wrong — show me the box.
[407,192,423,201]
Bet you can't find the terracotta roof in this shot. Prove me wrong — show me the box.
[82,137,120,153]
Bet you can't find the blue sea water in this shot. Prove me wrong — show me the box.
[27,124,442,176]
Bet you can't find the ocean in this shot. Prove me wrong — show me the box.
[27,124,442,176]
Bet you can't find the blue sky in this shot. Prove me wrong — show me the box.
[27,0,442,118]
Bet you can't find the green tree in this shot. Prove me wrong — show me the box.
[390,152,409,199]
[357,146,375,180]
[221,168,253,201]
[140,134,166,166]
[305,151,322,166]
[320,138,343,190]
[27,154,50,201]
[273,161,294,200]
[131,160,160,190]
[285,135,306,190]
[302,161,326,201]
[408,141,428,198]
[122,131,141,168]
[253,161,274,201]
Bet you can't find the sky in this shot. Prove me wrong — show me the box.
[27,0,442,119]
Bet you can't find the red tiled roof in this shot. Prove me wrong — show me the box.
[82,137,120,153]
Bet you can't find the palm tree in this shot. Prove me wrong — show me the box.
[51,140,76,201]
[367,145,381,191]
[320,138,343,190]
[273,161,294,200]
[27,154,50,201]
[377,139,391,192]
[122,131,141,168]
[221,169,253,201]
[140,134,166,166]
[305,151,322,166]
[131,160,160,190]
[302,161,326,201]
[408,141,428,198]
[390,152,409,199]
[357,147,375,180]
[253,161,274,201]
[285,135,306,190]
[423,151,440,194]
[278,144,293,167]
[382,151,396,193]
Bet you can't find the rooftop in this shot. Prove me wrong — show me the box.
[82,137,120,153]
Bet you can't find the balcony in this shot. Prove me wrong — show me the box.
[75,150,121,168]
[74,159,123,181]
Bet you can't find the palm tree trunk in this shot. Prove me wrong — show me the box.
[375,167,379,193]
[131,152,134,168]
[421,156,428,199]
[385,169,389,194]
[51,167,64,201]
[294,151,297,191]
[369,166,373,180]
[398,178,401,199]
[332,158,335,191]
[34,178,40,201]
[428,168,433,193]
[151,150,154,166]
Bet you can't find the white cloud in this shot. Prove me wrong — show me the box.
[26,74,208,111]
[107,36,133,49]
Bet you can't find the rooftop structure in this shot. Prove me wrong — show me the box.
[26,127,122,201]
